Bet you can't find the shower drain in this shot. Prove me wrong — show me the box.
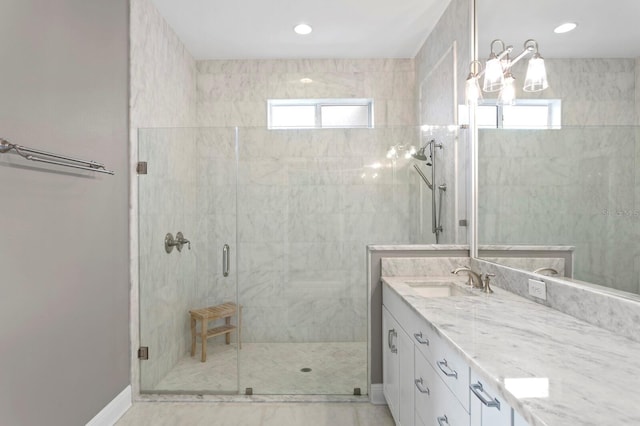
[300,368,312,372]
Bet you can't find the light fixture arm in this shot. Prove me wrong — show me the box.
[505,39,538,71]
[475,40,513,79]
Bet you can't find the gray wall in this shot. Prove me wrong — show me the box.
[0,1,130,425]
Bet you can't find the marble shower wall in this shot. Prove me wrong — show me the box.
[130,0,198,390]
[138,129,198,390]
[194,59,420,342]
[415,0,471,245]
[196,59,416,128]
[479,58,640,294]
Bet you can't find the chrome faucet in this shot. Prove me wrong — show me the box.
[482,273,496,294]
[451,267,483,289]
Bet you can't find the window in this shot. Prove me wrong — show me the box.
[268,99,374,129]
[459,99,561,129]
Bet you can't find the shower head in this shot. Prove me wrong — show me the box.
[411,146,428,161]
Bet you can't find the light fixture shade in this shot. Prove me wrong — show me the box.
[465,74,483,105]
[497,74,516,105]
[523,54,549,92]
[482,57,504,92]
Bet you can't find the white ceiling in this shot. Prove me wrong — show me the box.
[151,0,640,61]
[150,0,451,60]
[478,0,640,58]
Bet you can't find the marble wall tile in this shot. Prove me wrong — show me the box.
[472,258,640,344]
[196,58,416,128]
[414,0,471,246]
[131,0,198,390]
[479,124,638,293]
[380,257,472,277]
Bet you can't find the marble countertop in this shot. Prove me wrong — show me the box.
[382,276,640,426]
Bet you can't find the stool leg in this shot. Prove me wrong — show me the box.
[190,316,196,357]
[225,316,231,345]
[201,319,207,362]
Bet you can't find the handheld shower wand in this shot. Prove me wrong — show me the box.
[412,139,444,242]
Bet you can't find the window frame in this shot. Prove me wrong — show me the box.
[459,99,561,130]
[267,98,374,129]
[479,99,562,130]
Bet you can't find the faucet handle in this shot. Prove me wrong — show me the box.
[176,232,191,250]
[482,273,495,294]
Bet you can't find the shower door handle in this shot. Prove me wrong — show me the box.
[222,244,230,277]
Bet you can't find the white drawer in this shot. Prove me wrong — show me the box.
[408,312,438,366]
[383,282,438,364]
[431,376,470,426]
[415,348,469,426]
[469,370,512,426]
[414,347,437,424]
[431,339,470,412]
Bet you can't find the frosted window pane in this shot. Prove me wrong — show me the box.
[477,105,498,128]
[503,105,549,129]
[321,105,369,128]
[270,105,316,128]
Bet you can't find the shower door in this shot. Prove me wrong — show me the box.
[138,127,241,394]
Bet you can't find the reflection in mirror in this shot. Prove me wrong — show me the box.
[476,0,640,295]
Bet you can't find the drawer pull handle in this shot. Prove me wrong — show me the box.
[470,381,501,409]
[437,415,449,425]
[436,359,458,379]
[414,378,430,395]
[414,332,429,345]
[388,329,398,354]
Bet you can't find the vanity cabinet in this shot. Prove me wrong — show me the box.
[383,282,523,426]
[383,286,469,426]
[415,348,469,426]
[383,306,415,426]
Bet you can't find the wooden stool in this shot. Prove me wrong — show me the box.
[189,302,241,362]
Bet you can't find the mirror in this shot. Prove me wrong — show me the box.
[475,0,640,296]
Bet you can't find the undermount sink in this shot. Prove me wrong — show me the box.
[405,281,476,298]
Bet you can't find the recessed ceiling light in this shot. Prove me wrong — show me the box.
[554,22,577,34]
[294,23,312,35]
[300,78,313,84]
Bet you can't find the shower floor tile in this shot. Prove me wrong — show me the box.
[152,341,367,395]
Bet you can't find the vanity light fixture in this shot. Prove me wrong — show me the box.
[465,60,483,105]
[482,40,506,92]
[497,72,516,105]
[554,22,577,34]
[466,38,549,105]
[522,40,549,92]
[294,23,312,35]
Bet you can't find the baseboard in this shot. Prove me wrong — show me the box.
[86,385,132,426]
[369,383,387,405]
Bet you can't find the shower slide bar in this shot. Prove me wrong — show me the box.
[0,138,115,175]
[413,139,443,243]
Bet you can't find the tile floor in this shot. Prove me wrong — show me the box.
[149,341,367,395]
[116,402,394,426]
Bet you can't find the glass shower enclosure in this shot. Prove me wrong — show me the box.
[138,125,438,395]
